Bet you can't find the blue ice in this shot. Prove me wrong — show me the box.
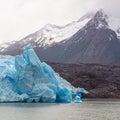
[0,45,87,103]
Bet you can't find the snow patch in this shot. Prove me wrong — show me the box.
[20,15,92,48]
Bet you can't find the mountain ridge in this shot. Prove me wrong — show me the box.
[0,9,120,64]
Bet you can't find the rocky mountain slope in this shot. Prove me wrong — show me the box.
[48,62,120,98]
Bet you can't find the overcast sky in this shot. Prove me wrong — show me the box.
[0,0,120,43]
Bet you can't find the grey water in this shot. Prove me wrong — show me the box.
[0,99,120,120]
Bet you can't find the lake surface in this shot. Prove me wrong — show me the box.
[0,99,120,120]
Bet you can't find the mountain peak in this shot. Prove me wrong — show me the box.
[94,9,108,20]
[85,9,109,29]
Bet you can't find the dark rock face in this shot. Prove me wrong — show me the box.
[48,62,120,98]
[62,28,120,64]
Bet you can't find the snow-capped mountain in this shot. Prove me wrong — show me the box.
[0,9,120,64]
[18,12,94,49]
[0,12,94,52]
[0,11,94,51]
[58,10,120,64]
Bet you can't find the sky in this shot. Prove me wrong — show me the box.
[0,0,120,43]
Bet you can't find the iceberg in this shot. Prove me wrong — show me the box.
[0,45,87,103]
[74,96,82,103]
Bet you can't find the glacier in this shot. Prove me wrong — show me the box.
[0,45,87,103]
